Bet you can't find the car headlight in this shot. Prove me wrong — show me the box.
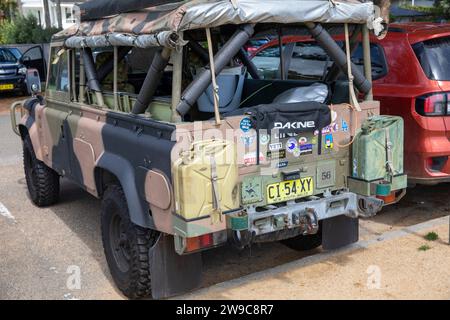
[18,67,27,75]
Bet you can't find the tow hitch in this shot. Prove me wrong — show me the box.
[228,207,320,248]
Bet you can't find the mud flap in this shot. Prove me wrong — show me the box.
[150,234,202,299]
[321,215,359,250]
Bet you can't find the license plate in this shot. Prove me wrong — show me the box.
[266,177,314,204]
[0,84,14,90]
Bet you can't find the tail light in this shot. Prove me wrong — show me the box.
[183,230,227,253]
[415,92,450,116]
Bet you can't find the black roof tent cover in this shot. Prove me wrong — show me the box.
[77,0,183,21]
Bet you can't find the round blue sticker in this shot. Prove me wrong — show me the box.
[240,118,252,132]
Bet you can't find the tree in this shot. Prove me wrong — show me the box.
[0,14,60,44]
[0,0,18,20]
[374,0,391,23]
[55,0,63,29]
[435,0,450,18]
[43,0,51,28]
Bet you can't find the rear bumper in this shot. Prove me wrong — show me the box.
[173,191,383,254]
[405,151,450,183]
[408,175,450,185]
[404,113,450,181]
[241,191,383,240]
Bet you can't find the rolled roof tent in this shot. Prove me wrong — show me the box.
[77,0,183,21]
[59,0,380,48]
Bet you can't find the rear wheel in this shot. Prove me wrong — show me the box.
[280,228,322,251]
[23,135,60,207]
[101,184,159,299]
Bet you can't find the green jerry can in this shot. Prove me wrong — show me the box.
[348,115,407,201]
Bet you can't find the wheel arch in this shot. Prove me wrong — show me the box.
[18,124,29,140]
[94,152,154,229]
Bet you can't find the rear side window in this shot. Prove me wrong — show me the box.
[351,43,388,80]
[412,36,450,81]
[252,40,388,81]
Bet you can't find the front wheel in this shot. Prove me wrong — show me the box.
[280,228,322,251]
[101,184,159,299]
[23,135,60,207]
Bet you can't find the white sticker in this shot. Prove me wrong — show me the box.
[269,142,283,151]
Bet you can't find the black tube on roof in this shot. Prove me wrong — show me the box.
[77,0,183,21]
[176,24,255,117]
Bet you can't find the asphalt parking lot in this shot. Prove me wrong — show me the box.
[1,96,449,300]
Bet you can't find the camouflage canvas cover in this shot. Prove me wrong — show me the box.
[58,0,379,48]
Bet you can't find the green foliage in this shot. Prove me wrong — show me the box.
[0,14,60,44]
[400,5,438,14]
[418,244,431,251]
[0,1,18,19]
[435,0,450,18]
[424,231,439,241]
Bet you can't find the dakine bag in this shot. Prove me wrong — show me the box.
[246,101,332,159]
[247,101,331,134]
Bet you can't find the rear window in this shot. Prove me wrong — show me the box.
[252,40,387,81]
[412,36,450,81]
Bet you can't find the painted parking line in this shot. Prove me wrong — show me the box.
[0,202,16,222]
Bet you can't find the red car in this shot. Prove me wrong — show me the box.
[251,23,450,185]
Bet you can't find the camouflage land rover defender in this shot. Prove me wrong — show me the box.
[10,0,406,299]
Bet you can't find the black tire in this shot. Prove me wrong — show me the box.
[23,135,60,207]
[281,228,322,251]
[101,184,159,299]
[21,86,30,97]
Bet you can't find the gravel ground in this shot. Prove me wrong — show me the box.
[0,93,27,115]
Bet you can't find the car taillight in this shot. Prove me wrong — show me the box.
[415,92,450,116]
[184,230,227,253]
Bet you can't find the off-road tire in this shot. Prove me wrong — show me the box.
[281,228,322,251]
[23,135,60,207]
[101,184,159,299]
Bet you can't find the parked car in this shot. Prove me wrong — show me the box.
[373,23,450,185]
[0,47,29,95]
[0,46,47,96]
[251,23,450,185]
[244,37,271,56]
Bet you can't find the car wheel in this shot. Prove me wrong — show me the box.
[21,86,30,97]
[101,184,160,299]
[23,135,60,207]
[280,228,322,251]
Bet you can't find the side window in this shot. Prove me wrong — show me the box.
[351,43,388,80]
[251,41,331,80]
[289,42,330,80]
[47,47,69,92]
[252,45,282,80]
